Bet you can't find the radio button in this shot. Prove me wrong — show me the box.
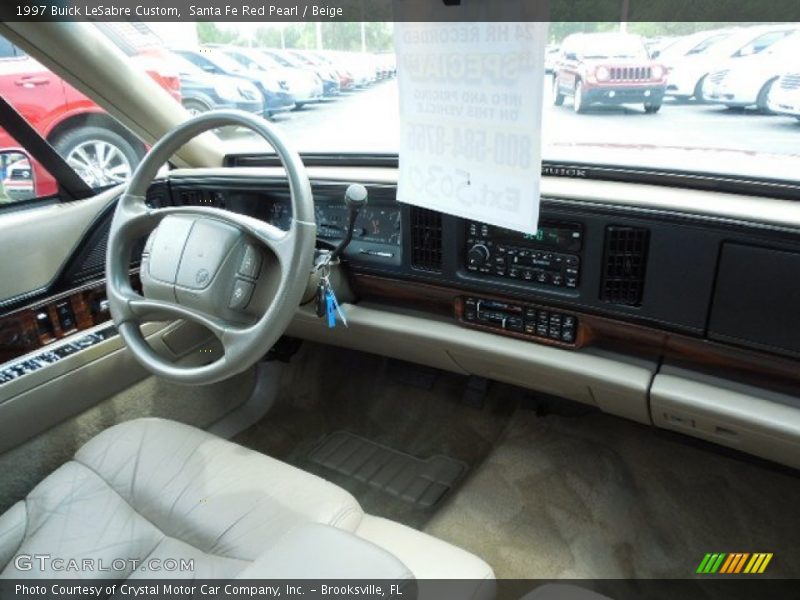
[507,317,524,332]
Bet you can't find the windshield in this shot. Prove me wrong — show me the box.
[263,50,303,68]
[169,53,207,76]
[762,33,800,57]
[684,33,732,55]
[206,49,247,72]
[4,20,800,205]
[110,22,800,183]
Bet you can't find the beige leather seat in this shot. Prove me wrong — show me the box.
[0,418,493,596]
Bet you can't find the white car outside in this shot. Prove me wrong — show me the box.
[655,28,737,64]
[702,34,800,110]
[222,46,323,107]
[767,71,800,119]
[665,25,798,100]
[278,65,324,105]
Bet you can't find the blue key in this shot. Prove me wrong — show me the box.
[326,290,337,328]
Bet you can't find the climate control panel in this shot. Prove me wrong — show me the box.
[460,296,579,346]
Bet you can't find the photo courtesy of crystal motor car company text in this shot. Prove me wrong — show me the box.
[0,2,800,600]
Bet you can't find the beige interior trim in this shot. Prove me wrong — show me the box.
[0,22,220,168]
[651,370,800,470]
[0,185,121,302]
[0,319,220,454]
[288,303,655,424]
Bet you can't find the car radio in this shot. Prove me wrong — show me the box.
[465,220,582,289]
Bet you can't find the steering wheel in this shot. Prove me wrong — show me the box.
[106,111,316,385]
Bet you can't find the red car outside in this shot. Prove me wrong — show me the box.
[553,32,667,114]
[0,33,180,199]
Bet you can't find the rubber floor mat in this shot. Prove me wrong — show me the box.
[310,431,467,508]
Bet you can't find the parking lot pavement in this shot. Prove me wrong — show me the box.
[232,78,800,159]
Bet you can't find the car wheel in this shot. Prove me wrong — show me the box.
[644,103,662,114]
[182,99,211,116]
[293,102,306,111]
[573,80,587,113]
[756,78,778,114]
[553,76,565,106]
[52,126,140,188]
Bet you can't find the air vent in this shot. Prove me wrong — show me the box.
[145,181,170,208]
[410,207,443,273]
[600,226,650,306]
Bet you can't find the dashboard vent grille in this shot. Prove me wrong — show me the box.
[410,207,443,273]
[600,226,649,306]
[145,181,170,208]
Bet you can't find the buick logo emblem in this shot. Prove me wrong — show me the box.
[195,268,210,286]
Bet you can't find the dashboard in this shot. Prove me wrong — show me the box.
[4,164,800,407]
[4,162,800,471]
[146,167,800,378]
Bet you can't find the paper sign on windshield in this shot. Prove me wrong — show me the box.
[395,23,547,234]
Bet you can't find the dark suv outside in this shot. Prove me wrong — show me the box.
[553,32,668,114]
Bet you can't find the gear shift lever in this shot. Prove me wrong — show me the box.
[330,183,368,260]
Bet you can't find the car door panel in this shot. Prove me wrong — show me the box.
[0,186,119,304]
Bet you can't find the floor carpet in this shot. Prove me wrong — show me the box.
[235,342,800,580]
[234,342,517,529]
[425,406,800,579]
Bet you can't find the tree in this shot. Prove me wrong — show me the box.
[253,26,283,48]
[196,22,242,45]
